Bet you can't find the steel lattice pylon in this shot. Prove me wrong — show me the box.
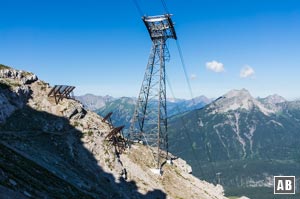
[129,14,177,170]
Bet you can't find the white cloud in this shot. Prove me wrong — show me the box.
[240,65,255,78]
[190,74,197,80]
[206,60,224,73]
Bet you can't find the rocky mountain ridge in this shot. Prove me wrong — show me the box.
[209,89,277,115]
[76,94,212,112]
[0,64,228,199]
[91,95,212,134]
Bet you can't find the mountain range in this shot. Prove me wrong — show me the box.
[76,94,212,132]
[168,88,300,198]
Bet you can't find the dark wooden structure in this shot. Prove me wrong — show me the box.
[102,112,113,124]
[102,112,127,152]
[48,85,75,104]
[105,124,127,154]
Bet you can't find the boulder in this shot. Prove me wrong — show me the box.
[22,74,38,84]
[65,104,87,119]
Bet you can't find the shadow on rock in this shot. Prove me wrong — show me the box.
[0,84,167,199]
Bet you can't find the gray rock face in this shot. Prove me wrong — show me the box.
[65,104,87,119]
[173,158,192,174]
[22,74,38,85]
[0,68,34,124]
[0,92,17,124]
[14,86,31,99]
[0,68,38,84]
[0,69,21,79]
[0,85,31,124]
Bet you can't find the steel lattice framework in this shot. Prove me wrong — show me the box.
[129,14,177,170]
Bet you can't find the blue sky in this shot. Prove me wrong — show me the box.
[1,0,300,99]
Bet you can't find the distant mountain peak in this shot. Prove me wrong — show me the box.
[192,95,212,104]
[224,88,252,99]
[75,94,114,111]
[167,97,185,103]
[211,89,275,115]
[264,94,286,104]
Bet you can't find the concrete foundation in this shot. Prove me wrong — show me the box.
[150,168,162,175]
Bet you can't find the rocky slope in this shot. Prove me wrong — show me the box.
[0,64,228,199]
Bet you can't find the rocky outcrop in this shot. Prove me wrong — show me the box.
[0,67,33,123]
[0,68,23,79]
[172,157,192,174]
[65,103,87,119]
[0,68,38,84]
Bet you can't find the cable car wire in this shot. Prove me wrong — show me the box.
[160,0,170,14]
[132,0,144,17]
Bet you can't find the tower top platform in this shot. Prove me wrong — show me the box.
[142,14,177,41]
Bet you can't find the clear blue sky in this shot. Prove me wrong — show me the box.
[1,0,300,99]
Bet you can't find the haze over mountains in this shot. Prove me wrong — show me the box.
[76,94,213,131]
[76,94,212,112]
[75,94,114,111]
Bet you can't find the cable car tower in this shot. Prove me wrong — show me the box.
[129,14,177,172]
